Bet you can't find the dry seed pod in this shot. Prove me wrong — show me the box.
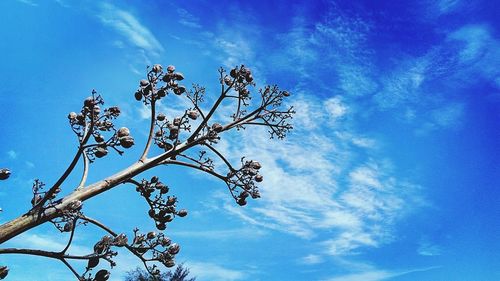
[140,79,149,87]
[230,68,238,78]
[0,169,11,180]
[177,209,188,217]
[174,85,186,95]
[119,136,135,148]
[167,65,175,73]
[134,91,143,101]
[87,257,99,269]
[157,113,166,121]
[152,64,162,73]
[160,237,171,247]
[164,259,175,268]
[93,106,101,115]
[212,123,223,132]
[63,222,73,232]
[237,198,247,206]
[113,233,128,246]
[157,89,166,98]
[174,72,184,80]
[173,117,181,126]
[84,97,95,108]
[239,88,249,97]
[95,147,108,158]
[94,269,110,281]
[168,243,180,255]
[187,110,198,120]
[68,112,77,120]
[147,231,156,239]
[254,174,263,182]
[0,266,9,279]
[250,161,262,170]
[94,134,105,143]
[117,127,130,137]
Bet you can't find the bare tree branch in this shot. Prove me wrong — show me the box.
[0,63,294,280]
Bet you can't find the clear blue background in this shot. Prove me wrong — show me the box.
[0,0,499,280]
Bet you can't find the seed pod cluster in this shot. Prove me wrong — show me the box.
[30,179,50,207]
[130,228,180,269]
[135,177,188,231]
[134,64,188,104]
[255,85,295,139]
[226,159,263,206]
[153,112,191,151]
[230,65,254,83]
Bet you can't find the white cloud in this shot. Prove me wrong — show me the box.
[325,96,348,121]
[437,0,461,14]
[177,8,201,28]
[325,266,441,281]
[415,102,464,135]
[418,239,442,256]
[449,24,491,64]
[98,3,164,56]
[6,233,90,256]
[186,261,244,281]
[15,0,37,6]
[170,228,267,240]
[215,91,421,253]
[300,254,324,265]
[7,150,17,160]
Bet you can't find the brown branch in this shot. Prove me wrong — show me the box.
[162,159,227,182]
[204,143,235,171]
[140,97,157,162]
[76,151,89,190]
[187,73,234,143]
[34,109,96,211]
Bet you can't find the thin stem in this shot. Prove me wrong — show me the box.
[204,143,235,171]
[186,94,206,120]
[187,75,234,143]
[60,218,77,254]
[77,151,89,189]
[0,248,97,260]
[79,215,148,263]
[162,160,227,181]
[140,97,156,162]
[35,111,96,211]
[60,258,82,280]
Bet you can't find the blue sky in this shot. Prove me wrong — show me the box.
[0,0,499,280]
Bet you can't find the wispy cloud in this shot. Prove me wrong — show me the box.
[177,8,201,28]
[416,102,465,135]
[15,0,37,6]
[218,92,421,253]
[325,266,441,281]
[418,239,443,256]
[7,150,17,160]
[98,3,164,57]
[170,228,267,240]
[299,254,324,265]
[185,261,245,281]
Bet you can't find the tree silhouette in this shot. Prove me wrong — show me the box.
[0,64,294,280]
[125,264,195,281]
